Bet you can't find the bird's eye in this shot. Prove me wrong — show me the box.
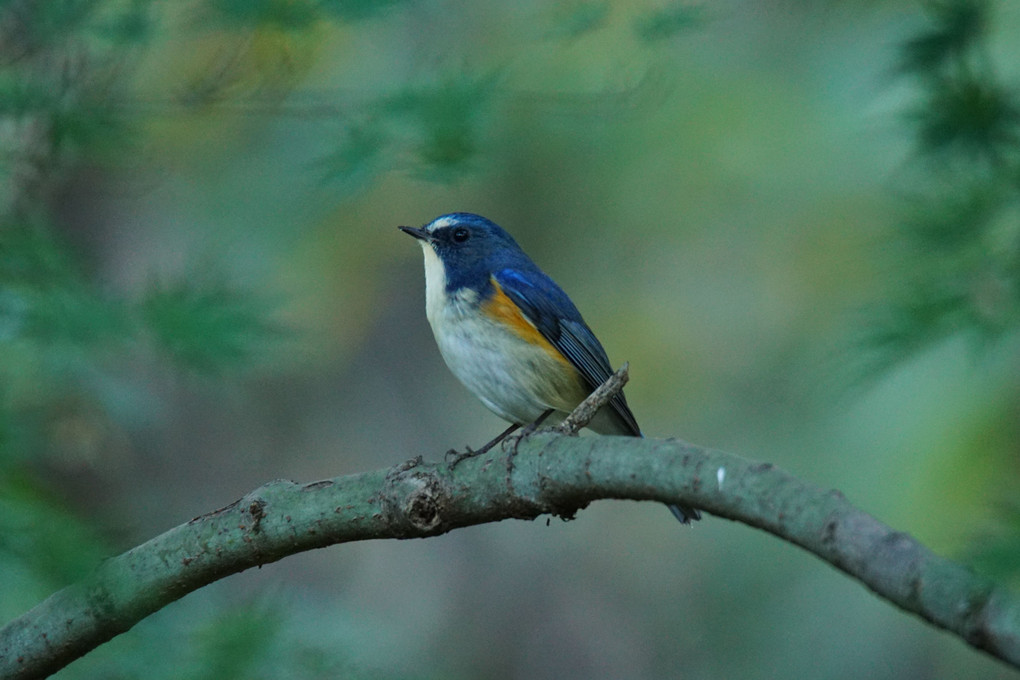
[452,227,470,243]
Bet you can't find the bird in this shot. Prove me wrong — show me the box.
[400,212,701,524]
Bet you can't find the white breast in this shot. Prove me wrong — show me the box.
[416,244,583,425]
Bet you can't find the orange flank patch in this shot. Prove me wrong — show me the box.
[483,277,572,368]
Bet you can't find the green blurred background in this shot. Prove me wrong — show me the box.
[3,0,1020,678]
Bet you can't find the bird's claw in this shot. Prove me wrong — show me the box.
[499,430,527,455]
[445,447,480,468]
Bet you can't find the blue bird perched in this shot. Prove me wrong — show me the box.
[400,213,701,524]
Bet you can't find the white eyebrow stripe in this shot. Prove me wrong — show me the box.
[427,215,459,231]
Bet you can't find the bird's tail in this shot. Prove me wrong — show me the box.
[632,432,701,524]
[668,503,702,524]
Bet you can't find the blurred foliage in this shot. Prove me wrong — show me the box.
[0,221,279,467]
[968,501,1020,586]
[544,2,610,40]
[316,0,417,22]
[899,0,987,75]
[0,471,108,587]
[206,0,320,30]
[1,0,332,675]
[1,0,1019,678]
[867,0,1020,372]
[141,275,282,373]
[633,2,705,43]
[318,74,498,189]
[866,0,1020,584]
[53,596,411,680]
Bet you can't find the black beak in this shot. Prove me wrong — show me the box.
[399,226,430,242]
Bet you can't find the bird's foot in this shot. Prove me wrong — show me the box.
[445,446,483,468]
[445,421,522,469]
[445,411,555,471]
[500,433,527,476]
[499,409,555,474]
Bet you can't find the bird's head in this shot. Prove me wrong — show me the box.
[400,213,527,291]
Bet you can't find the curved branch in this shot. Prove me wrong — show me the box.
[1,434,1018,677]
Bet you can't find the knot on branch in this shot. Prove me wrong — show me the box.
[246,498,267,533]
[384,460,446,535]
[405,475,442,532]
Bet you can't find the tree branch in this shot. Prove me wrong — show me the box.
[3,434,1020,677]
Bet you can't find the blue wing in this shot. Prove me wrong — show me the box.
[496,268,700,523]
[494,268,641,436]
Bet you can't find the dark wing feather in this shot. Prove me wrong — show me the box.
[494,268,641,435]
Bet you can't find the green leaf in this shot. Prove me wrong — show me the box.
[0,225,131,349]
[141,278,279,373]
[0,471,109,590]
[634,3,704,42]
[315,0,416,21]
[207,0,320,30]
[386,75,498,178]
[546,2,610,40]
[901,183,1003,252]
[967,502,1020,585]
[21,286,130,347]
[0,75,58,117]
[0,223,79,287]
[190,602,284,680]
[912,75,1020,162]
[95,0,155,45]
[899,0,989,76]
[316,119,388,193]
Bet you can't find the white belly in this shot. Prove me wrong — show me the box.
[420,246,583,424]
[432,303,584,424]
